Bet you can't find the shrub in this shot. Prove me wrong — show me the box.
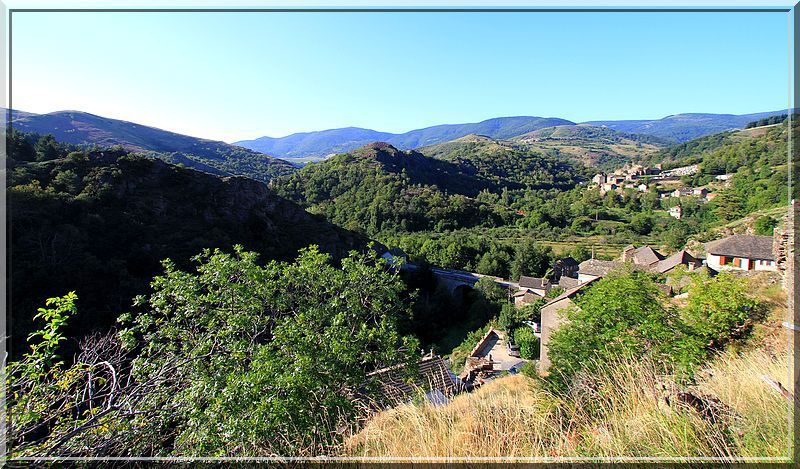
[514,326,539,360]
[682,272,760,349]
[547,272,705,390]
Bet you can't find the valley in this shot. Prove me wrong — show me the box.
[6,108,794,460]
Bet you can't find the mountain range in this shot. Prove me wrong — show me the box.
[236,110,788,161]
[5,107,788,175]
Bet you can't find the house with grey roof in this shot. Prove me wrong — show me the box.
[622,245,665,267]
[518,276,551,297]
[512,289,543,307]
[704,235,776,272]
[577,259,624,283]
[557,276,582,290]
[652,249,702,274]
[553,257,579,281]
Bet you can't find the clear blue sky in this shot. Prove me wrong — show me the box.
[12,10,790,142]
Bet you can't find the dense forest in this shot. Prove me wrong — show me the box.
[7,132,367,358]
[271,142,516,234]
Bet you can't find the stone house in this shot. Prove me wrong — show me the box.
[577,259,623,283]
[518,276,551,297]
[705,235,777,272]
[552,257,579,281]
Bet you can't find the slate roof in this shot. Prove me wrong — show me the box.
[705,235,774,260]
[543,277,598,309]
[513,290,543,301]
[633,246,665,266]
[578,259,624,277]
[558,276,582,290]
[368,355,460,404]
[518,276,550,290]
[653,250,699,274]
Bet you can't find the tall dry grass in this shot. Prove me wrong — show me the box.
[344,349,792,460]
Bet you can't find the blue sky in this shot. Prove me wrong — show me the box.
[12,10,790,142]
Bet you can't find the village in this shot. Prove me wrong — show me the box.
[590,163,733,219]
[374,223,789,407]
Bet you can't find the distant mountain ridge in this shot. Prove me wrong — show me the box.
[235,116,575,160]
[5,108,295,182]
[585,111,789,143]
[236,110,786,160]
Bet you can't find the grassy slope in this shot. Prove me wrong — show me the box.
[511,124,664,170]
[345,273,791,460]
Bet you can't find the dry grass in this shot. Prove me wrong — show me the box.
[344,271,792,461]
[344,351,791,461]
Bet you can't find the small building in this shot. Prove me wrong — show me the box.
[671,187,694,198]
[552,257,579,281]
[512,289,543,307]
[518,276,551,297]
[461,329,525,385]
[705,235,777,271]
[669,205,682,219]
[538,279,597,373]
[715,174,733,181]
[577,259,624,283]
[637,183,649,192]
[622,245,665,267]
[692,187,709,197]
[600,182,618,194]
[592,173,606,185]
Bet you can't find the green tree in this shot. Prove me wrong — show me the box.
[714,189,745,222]
[630,213,653,235]
[510,241,552,281]
[34,134,61,162]
[547,272,704,389]
[119,245,419,455]
[754,215,778,236]
[681,272,759,349]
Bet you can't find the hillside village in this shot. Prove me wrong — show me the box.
[378,203,792,402]
[591,163,728,219]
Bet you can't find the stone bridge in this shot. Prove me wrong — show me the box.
[429,267,519,296]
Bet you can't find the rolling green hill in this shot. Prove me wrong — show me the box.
[510,124,667,170]
[418,134,587,188]
[271,142,516,235]
[586,110,788,143]
[235,116,575,160]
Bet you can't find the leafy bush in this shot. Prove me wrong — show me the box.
[682,272,760,349]
[7,246,419,457]
[514,327,539,360]
[754,215,778,236]
[547,272,705,390]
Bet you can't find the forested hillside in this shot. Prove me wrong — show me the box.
[271,142,517,234]
[511,124,667,170]
[8,146,367,358]
[7,110,296,182]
